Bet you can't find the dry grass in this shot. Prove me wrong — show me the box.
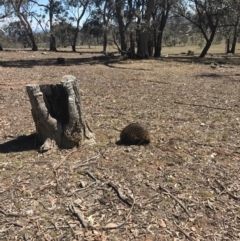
[0,47,240,241]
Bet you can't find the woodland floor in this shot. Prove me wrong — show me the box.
[0,49,240,241]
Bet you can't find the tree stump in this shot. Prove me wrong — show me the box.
[26,75,95,152]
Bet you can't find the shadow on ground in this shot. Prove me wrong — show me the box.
[0,56,114,68]
[1,51,240,68]
[0,55,152,71]
[0,133,39,153]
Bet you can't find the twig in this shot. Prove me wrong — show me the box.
[112,126,122,131]
[101,198,135,230]
[73,152,100,170]
[49,220,57,230]
[85,171,98,182]
[159,186,191,217]
[0,209,26,217]
[174,101,231,111]
[5,222,23,228]
[67,182,96,197]
[54,149,77,170]
[65,219,76,236]
[47,225,70,230]
[38,182,55,192]
[173,221,195,241]
[107,182,133,207]
[143,194,160,206]
[215,179,240,200]
[69,203,88,228]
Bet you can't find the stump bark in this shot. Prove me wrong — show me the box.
[26,75,95,152]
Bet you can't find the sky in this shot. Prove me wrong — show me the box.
[0,0,88,31]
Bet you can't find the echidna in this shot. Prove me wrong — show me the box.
[120,123,150,145]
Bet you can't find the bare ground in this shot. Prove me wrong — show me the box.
[0,50,240,241]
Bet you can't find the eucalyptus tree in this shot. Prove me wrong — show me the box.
[114,0,169,58]
[54,20,76,47]
[131,0,156,58]
[219,0,240,53]
[0,1,11,50]
[92,0,114,52]
[114,0,136,55]
[63,0,90,52]
[114,0,156,58]
[177,0,229,57]
[81,17,103,47]
[9,0,38,50]
[152,0,178,57]
[0,0,12,19]
[4,21,32,47]
[29,0,66,51]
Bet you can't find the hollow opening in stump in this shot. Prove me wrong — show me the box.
[41,84,69,125]
[26,75,95,152]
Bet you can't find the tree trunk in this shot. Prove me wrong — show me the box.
[199,28,216,58]
[26,75,95,152]
[72,30,78,52]
[231,35,237,54]
[72,44,76,52]
[137,31,150,58]
[148,35,153,57]
[0,44,3,51]
[230,16,239,54]
[154,4,170,57]
[10,1,38,51]
[154,32,162,57]
[115,0,127,55]
[30,33,38,51]
[49,0,57,51]
[103,31,107,52]
[128,32,135,58]
[226,38,231,53]
[50,34,57,51]
[199,39,212,58]
[136,0,155,58]
[230,24,238,54]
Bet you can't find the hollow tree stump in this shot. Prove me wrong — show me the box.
[26,75,95,152]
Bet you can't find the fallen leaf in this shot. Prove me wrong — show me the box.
[159,219,167,228]
[104,222,118,228]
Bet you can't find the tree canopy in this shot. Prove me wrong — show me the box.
[0,0,239,57]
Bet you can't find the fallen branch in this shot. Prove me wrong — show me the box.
[69,203,88,228]
[69,198,135,230]
[215,179,240,200]
[173,221,195,241]
[159,186,191,217]
[108,182,133,207]
[174,101,231,111]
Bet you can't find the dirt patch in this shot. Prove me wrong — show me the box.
[0,51,240,240]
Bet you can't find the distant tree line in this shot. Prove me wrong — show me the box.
[0,0,239,58]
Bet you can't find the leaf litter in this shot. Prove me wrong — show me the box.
[0,51,240,240]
